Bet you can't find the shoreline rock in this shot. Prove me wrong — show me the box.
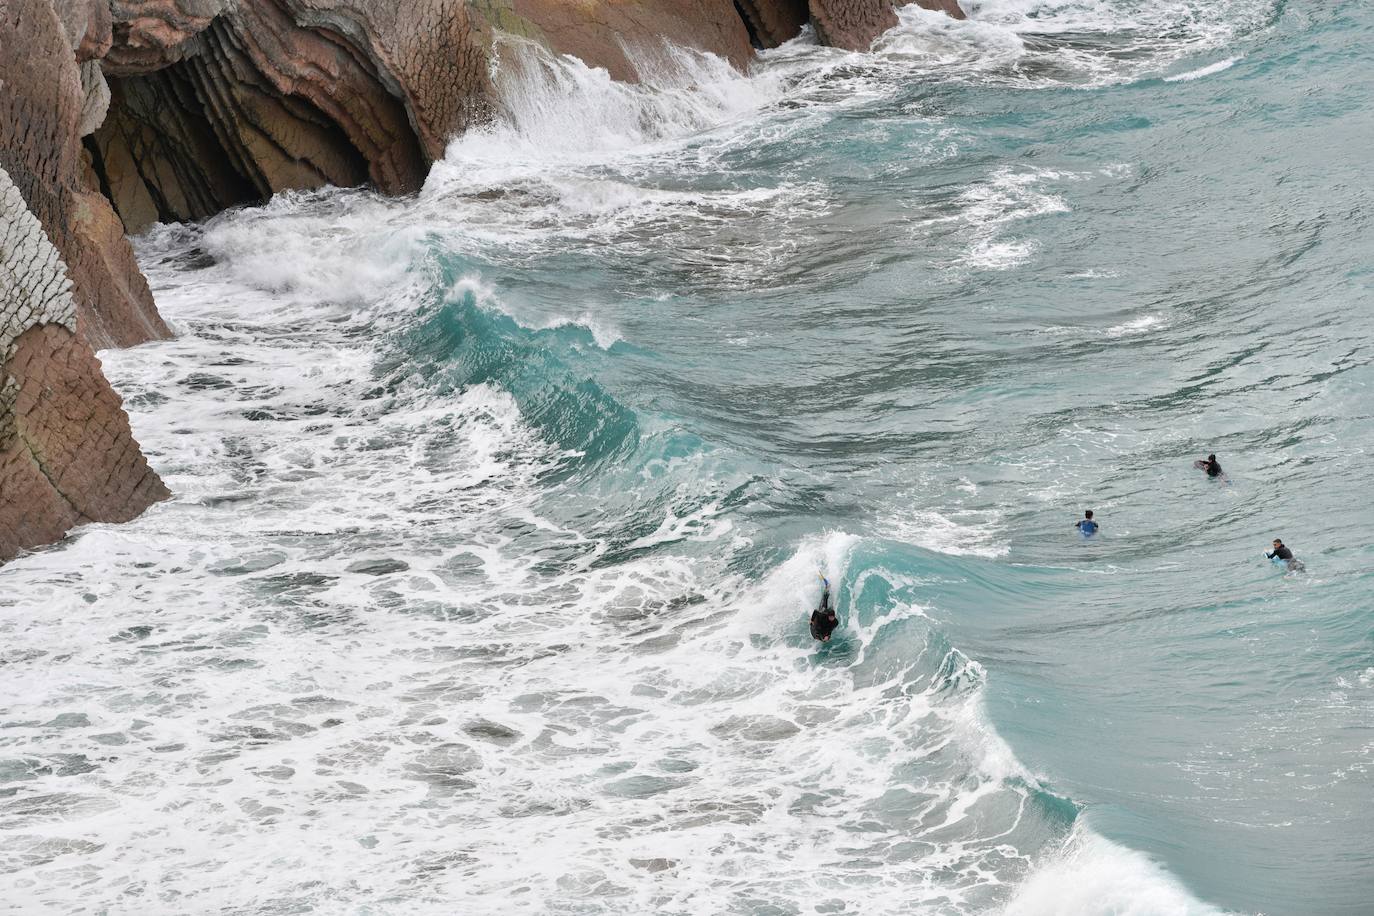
[2,0,169,349]
[1,164,169,561]
[812,0,966,52]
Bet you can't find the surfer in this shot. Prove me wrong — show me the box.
[1266,538,1303,571]
[1196,453,1223,478]
[810,577,838,642]
[1075,510,1099,536]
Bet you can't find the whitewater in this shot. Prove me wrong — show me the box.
[3,1,1371,913]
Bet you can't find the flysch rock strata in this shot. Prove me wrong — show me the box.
[1,164,168,561]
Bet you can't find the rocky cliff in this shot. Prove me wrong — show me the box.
[2,0,171,561]
[87,0,755,233]
[87,0,964,232]
[2,0,169,349]
[1,163,169,560]
[1,0,962,561]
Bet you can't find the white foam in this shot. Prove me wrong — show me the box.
[196,190,419,308]
[8,230,1103,909]
[1106,314,1168,338]
[1005,824,1225,916]
[407,37,834,286]
[873,0,1271,88]
[623,501,733,551]
[922,167,1071,271]
[727,530,861,631]
[445,272,624,349]
[536,312,624,350]
[1165,57,1242,82]
[885,508,1011,558]
[428,36,782,180]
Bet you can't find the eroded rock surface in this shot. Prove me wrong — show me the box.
[78,0,971,232]
[495,0,754,82]
[1,165,168,561]
[810,0,965,51]
[88,0,767,231]
[92,0,449,230]
[1,0,168,349]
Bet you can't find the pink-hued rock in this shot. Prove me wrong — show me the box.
[0,323,169,560]
[88,0,763,232]
[500,0,755,82]
[87,0,971,232]
[1,0,169,349]
[917,0,967,27]
[1,163,168,562]
[102,0,228,75]
[810,0,965,51]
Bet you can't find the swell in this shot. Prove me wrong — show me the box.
[382,271,640,476]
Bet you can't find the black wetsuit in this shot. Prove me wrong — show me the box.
[1267,545,1303,571]
[810,586,838,641]
[1205,459,1223,478]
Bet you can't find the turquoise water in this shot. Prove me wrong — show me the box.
[3,1,1371,913]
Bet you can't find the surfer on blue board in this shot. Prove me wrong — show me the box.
[810,577,838,642]
[1266,538,1304,571]
[1075,510,1099,536]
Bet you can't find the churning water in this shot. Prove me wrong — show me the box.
[3,2,1372,913]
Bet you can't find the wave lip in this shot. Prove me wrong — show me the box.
[1005,824,1227,916]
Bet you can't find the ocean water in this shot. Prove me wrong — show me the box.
[3,1,1372,913]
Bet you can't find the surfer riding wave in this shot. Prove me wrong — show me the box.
[810,576,838,642]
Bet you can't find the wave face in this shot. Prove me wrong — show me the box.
[4,2,1373,913]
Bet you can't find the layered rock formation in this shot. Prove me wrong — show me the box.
[87,0,765,231]
[1,165,169,560]
[90,0,481,230]
[2,0,169,349]
[494,0,755,81]
[87,0,966,230]
[2,0,171,561]
[735,1,967,52]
